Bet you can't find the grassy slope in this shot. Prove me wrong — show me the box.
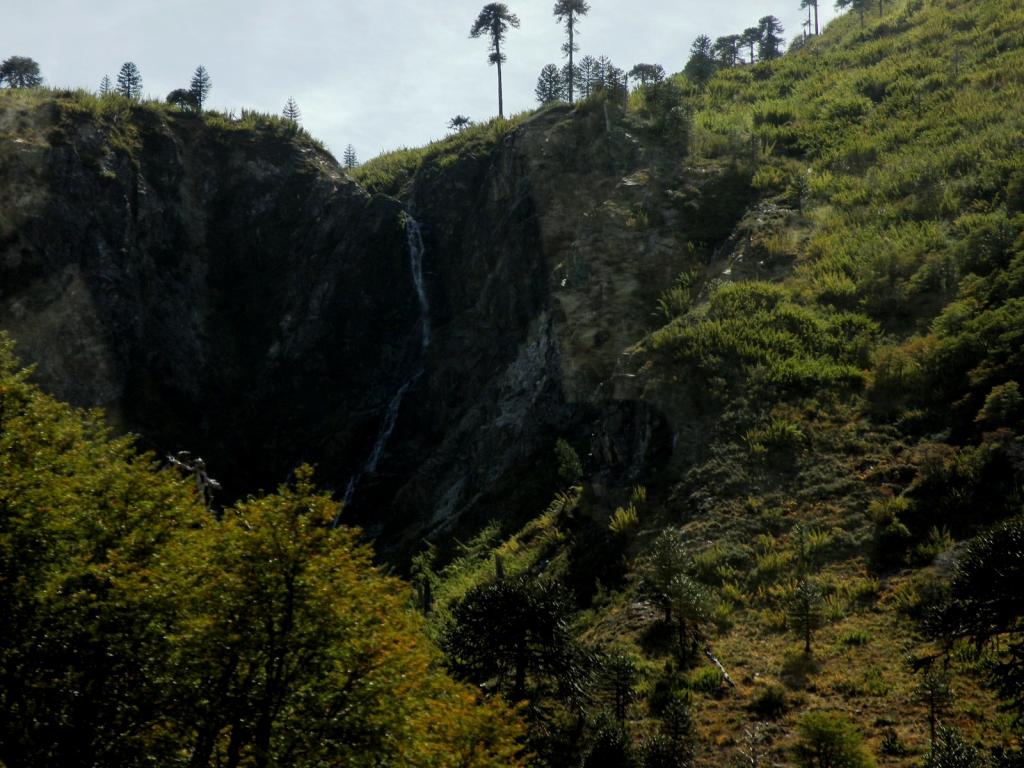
[417,0,1024,764]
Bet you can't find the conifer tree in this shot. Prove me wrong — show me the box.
[343,144,358,169]
[758,15,786,60]
[470,3,520,119]
[189,65,211,112]
[0,56,43,89]
[684,34,717,86]
[741,27,761,63]
[836,0,871,30]
[559,61,581,101]
[282,97,301,123]
[535,63,564,105]
[788,578,824,654]
[578,55,599,99]
[552,0,589,104]
[628,63,666,88]
[99,74,112,96]
[116,61,142,100]
[713,35,742,67]
[448,114,472,132]
[801,0,820,35]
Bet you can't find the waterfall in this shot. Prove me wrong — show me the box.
[337,215,431,519]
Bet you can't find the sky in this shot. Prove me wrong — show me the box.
[3,0,838,160]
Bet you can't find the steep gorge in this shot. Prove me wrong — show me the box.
[0,96,741,549]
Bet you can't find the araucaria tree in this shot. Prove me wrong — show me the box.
[343,144,358,169]
[189,65,211,112]
[836,0,872,30]
[535,63,564,105]
[449,114,472,132]
[470,3,520,119]
[741,26,761,64]
[684,34,717,87]
[628,63,666,88]
[788,577,824,654]
[713,35,742,67]
[0,56,43,89]
[282,97,301,122]
[758,16,785,61]
[99,75,112,96]
[116,62,142,100]
[552,0,590,104]
[801,0,820,35]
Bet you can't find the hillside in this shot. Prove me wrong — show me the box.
[1,0,1024,765]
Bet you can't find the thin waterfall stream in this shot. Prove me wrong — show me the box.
[337,216,430,520]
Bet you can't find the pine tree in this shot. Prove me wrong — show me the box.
[116,62,142,100]
[470,3,520,119]
[0,56,43,89]
[282,97,301,123]
[99,75,112,96]
[758,16,786,60]
[343,144,358,169]
[552,0,590,104]
[189,65,211,112]
[535,63,564,105]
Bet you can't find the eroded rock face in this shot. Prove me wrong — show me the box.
[0,99,742,552]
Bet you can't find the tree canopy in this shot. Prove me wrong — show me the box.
[470,3,520,118]
[0,335,526,767]
[0,56,42,88]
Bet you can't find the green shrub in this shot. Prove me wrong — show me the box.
[794,712,876,768]
[748,683,788,719]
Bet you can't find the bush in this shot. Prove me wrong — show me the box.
[794,712,876,768]
[748,683,788,719]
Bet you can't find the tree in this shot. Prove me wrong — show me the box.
[343,144,358,169]
[926,727,993,768]
[801,0,820,35]
[758,16,786,61]
[116,61,142,100]
[189,65,211,112]
[935,517,1024,732]
[578,55,599,98]
[741,27,761,64]
[282,97,301,122]
[639,528,689,624]
[713,35,742,67]
[684,35,717,86]
[470,3,521,119]
[666,573,712,657]
[166,88,198,111]
[0,336,527,767]
[795,712,876,768]
[916,664,953,749]
[836,0,871,30]
[535,63,564,105]
[0,56,43,88]
[599,650,640,721]
[552,0,589,104]
[789,578,824,654]
[805,0,821,34]
[442,575,586,702]
[449,114,473,132]
[560,61,582,100]
[628,63,666,88]
[99,74,112,96]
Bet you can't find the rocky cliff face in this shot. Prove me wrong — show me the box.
[0,96,745,552]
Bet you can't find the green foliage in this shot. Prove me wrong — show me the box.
[0,336,526,767]
[609,504,640,536]
[925,726,994,768]
[555,438,584,484]
[789,578,825,653]
[689,665,725,694]
[442,574,587,702]
[794,711,876,768]
[748,683,789,719]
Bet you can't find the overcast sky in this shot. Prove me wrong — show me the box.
[4,1,838,160]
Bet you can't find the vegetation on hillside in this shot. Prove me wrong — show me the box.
[0,335,526,767]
